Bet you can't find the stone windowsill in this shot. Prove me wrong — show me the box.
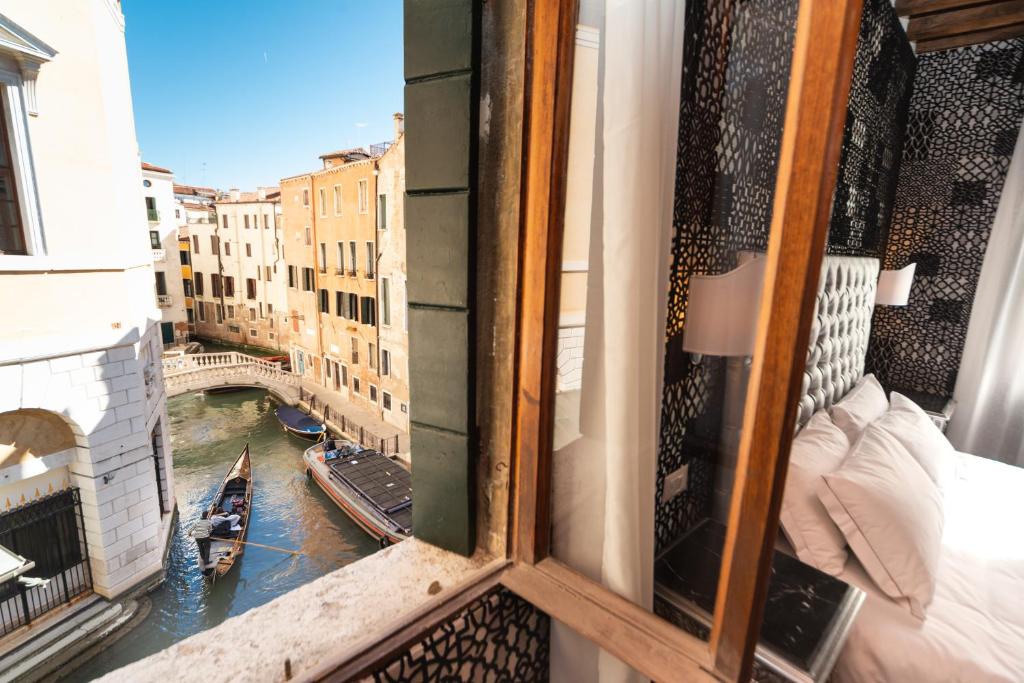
[96,540,500,682]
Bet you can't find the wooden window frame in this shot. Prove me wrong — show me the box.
[503,0,863,681]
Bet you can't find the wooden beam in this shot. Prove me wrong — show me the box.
[502,560,715,682]
[510,0,578,564]
[916,21,1024,51]
[708,0,864,680]
[907,0,1024,41]
[895,0,999,17]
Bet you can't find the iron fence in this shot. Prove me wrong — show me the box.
[298,388,402,455]
[0,488,93,637]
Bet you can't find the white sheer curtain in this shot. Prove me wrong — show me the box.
[549,0,684,680]
[947,118,1024,467]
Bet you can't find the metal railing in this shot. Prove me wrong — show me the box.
[156,294,173,307]
[369,141,393,157]
[0,488,92,637]
[147,209,160,222]
[298,387,401,455]
[152,249,166,262]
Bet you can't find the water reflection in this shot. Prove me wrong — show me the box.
[66,389,378,681]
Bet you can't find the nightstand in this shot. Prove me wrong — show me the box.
[654,519,864,683]
[923,399,956,434]
[893,389,956,433]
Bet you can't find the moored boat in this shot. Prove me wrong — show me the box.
[202,444,253,580]
[303,440,411,546]
[274,405,326,441]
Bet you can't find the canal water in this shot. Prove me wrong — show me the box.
[66,389,378,682]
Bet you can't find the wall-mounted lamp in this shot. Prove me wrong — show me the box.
[875,263,916,306]
[682,257,767,358]
[102,472,116,485]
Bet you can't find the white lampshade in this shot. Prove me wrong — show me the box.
[682,258,767,357]
[876,263,916,306]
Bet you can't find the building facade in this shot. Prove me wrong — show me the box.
[0,0,174,609]
[188,188,289,352]
[281,116,409,431]
[142,162,189,346]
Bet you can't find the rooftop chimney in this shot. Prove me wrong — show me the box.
[229,188,240,201]
[257,187,267,201]
[393,112,405,139]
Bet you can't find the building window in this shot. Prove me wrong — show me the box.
[304,226,311,246]
[194,272,204,295]
[228,324,241,333]
[269,331,275,340]
[381,277,391,325]
[265,265,272,281]
[222,214,228,229]
[210,235,218,253]
[335,291,344,317]
[319,288,329,313]
[149,230,160,249]
[198,302,207,322]
[249,307,256,321]
[357,179,368,214]
[0,98,28,254]
[349,241,357,275]
[246,278,256,300]
[249,328,258,337]
[155,272,167,295]
[348,293,359,322]
[211,274,222,297]
[224,241,231,256]
[192,235,199,253]
[302,267,315,292]
[246,242,252,257]
[319,188,326,216]
[377,194,387,230]
[351,338,359,364]
[259,302,263,318]
[145,196,158,221]
[288,265,297,288]
[268,303,274,314]
[360,296,376,326]
[179,249,190,265]
[244,214,250,229]
[340,364,348,387]
[227,304,235,318]
[224,276,235,297]
[319,242,327,273]
[333,184,341,215]
[302,189,309,206]
[369,384,378,403]
[216,304,224,323]
[352,377,360,395]
[381,349,391,376]
[383,392,392,411]
[401,403,408,414]
[336,241,344,273]
[365,242,375,278]
[183,279,193,297]
[264,213,271,229]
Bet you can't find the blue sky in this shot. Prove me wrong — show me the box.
[123,0,403,191]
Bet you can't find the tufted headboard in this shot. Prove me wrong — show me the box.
[795,256,880,429]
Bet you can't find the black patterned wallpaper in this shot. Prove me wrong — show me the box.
[827,0,916,257]
[868,39,1024,405]
[656,0,798,553]
[369,586,550,682]
[656,0,916,551]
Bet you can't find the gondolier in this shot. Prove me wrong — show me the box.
[190,511,213,565]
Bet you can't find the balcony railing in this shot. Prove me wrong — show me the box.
[369,141,393,157]
[366,271,375,280]
[156,294,173,308]
[348,269,357,277]
[147,209,160,222]
[152,249,166,262]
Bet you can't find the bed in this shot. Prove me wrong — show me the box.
[786,256,1024,682]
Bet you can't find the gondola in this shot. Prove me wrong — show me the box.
[202,444,253,580]
[303,440,411,547]
[274,405,326,441]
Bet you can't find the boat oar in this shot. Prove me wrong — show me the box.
[210,537,303,556]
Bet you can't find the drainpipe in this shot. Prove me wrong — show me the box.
[214,206,227,332]
[373,159,384,421]
[310,175,325,380]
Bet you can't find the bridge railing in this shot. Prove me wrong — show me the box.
[162,352,283,376]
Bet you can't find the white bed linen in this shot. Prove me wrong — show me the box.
[833,451,1024,683]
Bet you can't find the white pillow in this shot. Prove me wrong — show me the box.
[830,374,888,442]
[874,392,955,491]
[779,411,851,575]
[817,423,944,619]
